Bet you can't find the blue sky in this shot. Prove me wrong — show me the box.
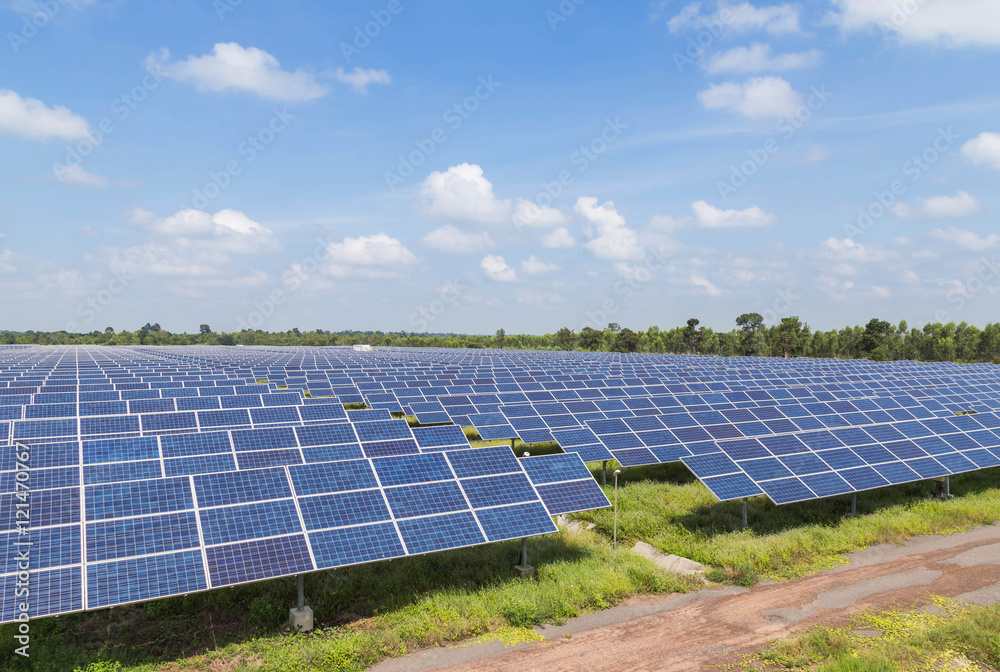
[1,0,999,335]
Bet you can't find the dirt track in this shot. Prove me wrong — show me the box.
[372,523,1000,672]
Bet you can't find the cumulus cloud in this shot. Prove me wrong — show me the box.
[575,197,643,261]
[891,191,982,220]
[0,89,90,141]
[481,254,516,282]
[108,243,232,278]
[691,273,724,296]
[520,255,560,275]
[54,164,108,187]
[704,43,822,74]
[929,228,1000,251]
[961,132,1000,170]
[421,225,493,254]
[135,208,280,254]
[668,2,802,35]
[512,198,566,227]
[323,233,419,278]
[829,0,1000,47]
[542,227,576,249]
[146,43,327,102]
[330,67,391,94]
[697,76,803,119]
[691,200,777,228]
[419,163,511,223]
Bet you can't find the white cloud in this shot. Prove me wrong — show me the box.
[891,191,982,220]
[575,197,643,261]
[691,200,777,228]
[668,2,801,35]
[0,89,90,141]
[520,255,560,275]
[691,273,724,296]
[697,76,803,119]
[109,243,231,278]
[542,227,576,249]
[419,163,511,223]
[929,228,1000,251]
[804,144,830,162]
[330,67,391,94]
[817,237,887,262]
[137,208,280,254]
[481,254,516,282]
[646,214,690,231]
[79,225,100,239]
[516,289,564,305]
[704,43,822,74]
[54,164,108,187]
[512,198,566,227]
[961,132,1000,170]
[323,233,418,278]
[147,43,327,102]
[421,225,493,254]
[0,248,16,274]
[829,0,1000,47]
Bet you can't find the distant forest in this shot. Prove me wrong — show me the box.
[4,316,1000,364]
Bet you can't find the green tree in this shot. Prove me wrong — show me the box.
[613,328,639,353]
[607,322,621,334]
[774,316,806,358]
[555,327,576,350]
[199,324,212,334]
[495,328,506,349]
[735,312,764,356]
[682,318,700,354]
[579,327,603,351]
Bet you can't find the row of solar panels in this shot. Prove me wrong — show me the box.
[0,448,608,623]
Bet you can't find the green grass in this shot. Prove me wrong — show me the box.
[573,461,1000,581]
[738,598,1000,670]
[1,529,686,672]
[6,459,1000,672]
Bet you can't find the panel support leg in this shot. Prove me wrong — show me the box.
[602,461,607,487]
[289,575,313,632]
[742,498,748,529]
[945,475,951,497]
[851,493,857,516]
[514,537,534,578]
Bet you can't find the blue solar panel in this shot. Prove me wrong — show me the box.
[206,535,313,586]
[310,522,406,568]
[396,511,485,554]
[535,479,609,515]
[475,502,558,541]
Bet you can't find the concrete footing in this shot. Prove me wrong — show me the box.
[289,606,314,632]
[514,564,535,578]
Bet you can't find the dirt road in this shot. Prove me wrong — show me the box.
[372,523,1000,672]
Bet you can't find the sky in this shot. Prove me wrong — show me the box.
[1,0,999,336]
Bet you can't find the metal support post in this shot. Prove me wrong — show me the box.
[945,475,950,497]
[520,538,528,567]
[297,574,304,610]
[742,498,748,529]
[602,461,607,487]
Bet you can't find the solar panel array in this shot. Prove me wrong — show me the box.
[4,344,1000,624]
[0,346,612,624]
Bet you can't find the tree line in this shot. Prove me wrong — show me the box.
[3,315,1000,363]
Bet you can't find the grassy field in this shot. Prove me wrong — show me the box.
[4,453,1000,672]
[738,598,1000,671]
